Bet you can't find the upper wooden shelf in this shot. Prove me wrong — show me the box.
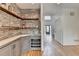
[0,6,39,20]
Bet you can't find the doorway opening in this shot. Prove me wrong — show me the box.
[45,25,51,35]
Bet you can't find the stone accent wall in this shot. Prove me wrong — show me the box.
[0,10,21,41]
[20,20,41,35]
[0,9,41,41]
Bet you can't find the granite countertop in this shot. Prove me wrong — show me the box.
[0,34,41,48]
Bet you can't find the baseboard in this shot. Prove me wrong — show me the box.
[53,39,64,47]
[63,41,79,46]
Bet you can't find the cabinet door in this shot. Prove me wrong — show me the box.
[21,37,30,54]
[0,45,11,56]
[14,39,21,56]
[11,39,21,56]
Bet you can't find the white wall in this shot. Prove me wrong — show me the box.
[42,3,79,47]
[54,7,79,45]
[52,15,63,44]
[61,8,79,45]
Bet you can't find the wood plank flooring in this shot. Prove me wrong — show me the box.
[23,50,42,56]
[23,35,79,56]
[43,35,79,56]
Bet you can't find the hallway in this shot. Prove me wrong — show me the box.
[43,35,79,56]
[43,35,63,56]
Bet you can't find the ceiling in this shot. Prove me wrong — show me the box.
[43,3,62,15]
[16,3,79,9]
[43,3,79,16]
[16,3,40,9]
[15,3,79,15]
[60,3,79,8]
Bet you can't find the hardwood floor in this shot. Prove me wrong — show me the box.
[43,35,79,56]
[23,35,79,56]
[23,50,42,56]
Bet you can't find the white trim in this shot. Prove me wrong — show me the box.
[40,4,44,51]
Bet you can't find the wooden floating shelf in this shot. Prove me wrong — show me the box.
[20,27,39,29]
[0,6,39,20]
[0,6,22,19]
[0,26,39,30]
[22,18,39,20]
[0,26,20,30]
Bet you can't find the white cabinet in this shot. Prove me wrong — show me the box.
[0,39,21,56]
[0,45,11,56]
[10,39,21,56]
